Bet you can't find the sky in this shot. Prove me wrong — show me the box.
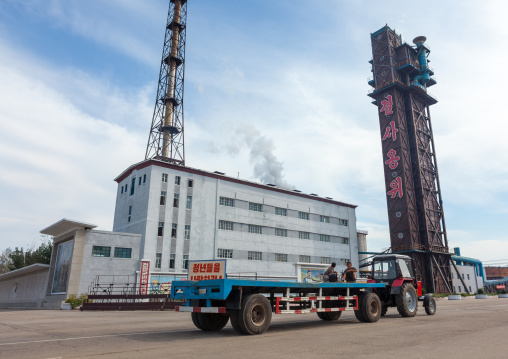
[0,0,507,266]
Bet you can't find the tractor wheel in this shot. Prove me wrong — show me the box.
[191,312,203,330]
[424,296,436,316]
[237,294,272,335]
[359,293,382,323]
[197,312,230,331]
[396,283,418,317]
[381,305,388,316]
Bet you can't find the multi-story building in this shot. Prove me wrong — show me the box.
[113,159,359,279]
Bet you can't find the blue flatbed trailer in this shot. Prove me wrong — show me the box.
[171,278,386,335]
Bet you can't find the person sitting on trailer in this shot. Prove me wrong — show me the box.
[342,261,357,283]
[324,262,338,282]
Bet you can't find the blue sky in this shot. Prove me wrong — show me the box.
[0,0,507,266]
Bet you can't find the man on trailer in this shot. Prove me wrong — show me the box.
[324,262,338,282]
[342,261,357,283]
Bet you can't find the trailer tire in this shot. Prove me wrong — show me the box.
[317,311,341,321]
[354,294,366,322]
[197,313,230,331]
[229,310,245,334]
[424,296,436,315]
[191,312,203,330]
[396,283,418,317]
[359,293,381,323]
[381,305,388,316]
[237,294,272,335]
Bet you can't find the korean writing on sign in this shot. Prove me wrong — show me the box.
[139,261,150,295]
[188,260,226,282]
[382,121,398,142]
[380,94,393,115]
[384,149,400,169]
[387,177,403,199]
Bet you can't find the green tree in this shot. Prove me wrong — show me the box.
[0,248,12,274]
[4,237,53,271]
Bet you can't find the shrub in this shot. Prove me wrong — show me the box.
[500,289,507,294]
[65,293,88,309]
[477,288,484,294]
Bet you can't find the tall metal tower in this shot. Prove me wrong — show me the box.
[368,26,455,293]
[145,0,188,165]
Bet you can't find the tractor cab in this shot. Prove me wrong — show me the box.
[371,254,415,284]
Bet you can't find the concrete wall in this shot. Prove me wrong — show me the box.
[452,264,484,293]
[113,163,359,279]
[0,266,49,308]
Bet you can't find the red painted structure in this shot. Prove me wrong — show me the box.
[368,26,452,293]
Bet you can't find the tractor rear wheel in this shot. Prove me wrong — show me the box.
[396,283,418,317]
[359,293,381,323]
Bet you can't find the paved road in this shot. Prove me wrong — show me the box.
[1,297,507,359]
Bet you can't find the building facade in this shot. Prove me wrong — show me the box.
[113,159,359,279]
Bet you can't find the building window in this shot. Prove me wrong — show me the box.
[338,219,348,226]
[249,202,262,212]
[143,174,146,183]
[169,254,175,269]
[175,176,181,185]
[184,225,191,240]
[217,248,233,259]
[299,255,311,263]
[92,246,111,257]
[155,253,162,269]
[160,191,166,205]
[458,286,461,293]
[186,195,192,210]
[453,286,456,293]
[158,222,164,236]
[130,177,136,195]
[467,274,470,280]
[219,220,234,230]
[320,234,331,242]
[188,179,193,187]
[183,255,189,270]
[248,225,262,234]
[462,273,465,279]
[172,223,177,238]
[275,228,287,237]
[219,197,235,207]
[321,257,331,264]
[275,253,287,262]
[452,273,454,279]
[138,177,142,185]
[340,237,349,244]
[320,215,329,223]
[173,193,179,207]
[128,205,132,223]
[121,186,123,194]
[114,247,132,258]
[469,286,472,292]
[298,212,309,220]
[275,207,287,216]
[298,231,310,239]
[340,259,348,265]
[124,184,127,193]
[248,251,262,260]
[162,173,168,182]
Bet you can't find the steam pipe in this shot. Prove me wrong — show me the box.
[412,36,430,87]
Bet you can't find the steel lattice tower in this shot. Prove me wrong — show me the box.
[368,26,459,293]
[145,0,188,165]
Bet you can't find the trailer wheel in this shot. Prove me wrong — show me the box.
[354,294,366,322]
[359,293,381,323]
[229,310,245,334]
[317,311,341,321]
[237,294,272,335]
[197,313,230,331]
[191,312,203,330]
[396,283,418,317]
[424,296,436,315]
[381,305,388,316]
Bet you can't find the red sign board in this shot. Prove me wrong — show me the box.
[139,261,150,295]
[496,285,505,290]
[188,260,226,281]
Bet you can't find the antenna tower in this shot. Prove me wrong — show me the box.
[145,0,188,165]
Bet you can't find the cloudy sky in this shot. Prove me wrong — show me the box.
[0,0,507,265]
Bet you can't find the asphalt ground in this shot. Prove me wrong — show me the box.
[0,297,507,359]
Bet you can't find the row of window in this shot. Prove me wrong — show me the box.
[120,174,148,196]
[162,173,193,188]
[160,192,192,209]
[158,222,191,239]
[452,272,471,280]
[217,248,348,265]
[155,253,189,270]
[218,220,349,244]
[454,285,473,293]
[219,197,348,226]
[92,246,132,258]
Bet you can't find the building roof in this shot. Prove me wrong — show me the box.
[0,263,49,281]
[40,218,97,237]
[114,159,357,209]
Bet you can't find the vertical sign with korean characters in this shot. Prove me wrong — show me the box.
[139,260,150,295]
[188,259,226,281]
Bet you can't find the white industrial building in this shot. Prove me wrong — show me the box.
[113,158,360,279]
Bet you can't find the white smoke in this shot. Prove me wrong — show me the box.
[209,123,294,189]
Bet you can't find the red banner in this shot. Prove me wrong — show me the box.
[496,285,505,290]
[139,261,150,295]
